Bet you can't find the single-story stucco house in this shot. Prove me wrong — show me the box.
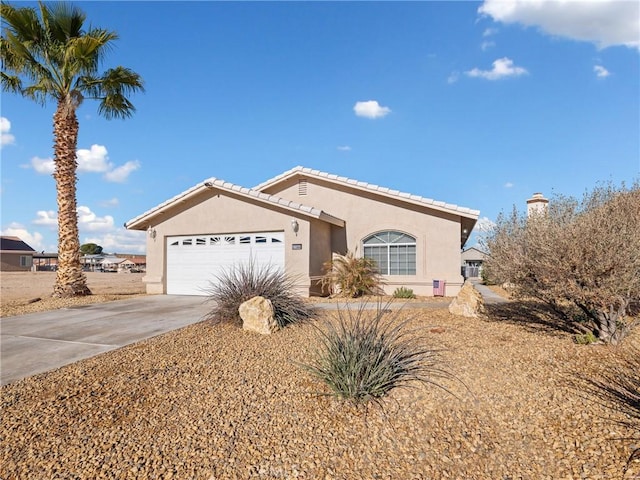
[461,246,488,279]
[125,166,479,297]
[0,236,36,272]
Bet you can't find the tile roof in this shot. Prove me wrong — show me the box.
[125,177,344,229]
[254,166,480,219]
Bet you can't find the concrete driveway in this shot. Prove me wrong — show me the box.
[1,295,211,386]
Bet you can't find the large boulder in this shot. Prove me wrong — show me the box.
[449,282,485,318]
[239,296,279,334]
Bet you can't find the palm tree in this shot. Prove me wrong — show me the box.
[1,2,144,297]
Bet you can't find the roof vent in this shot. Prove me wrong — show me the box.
[298,179,308,196]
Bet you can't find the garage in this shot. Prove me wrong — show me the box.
[166,231,285,295]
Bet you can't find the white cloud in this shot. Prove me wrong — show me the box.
[447,71,460,84]
[31,156,55,175]
[337,145,352,151]
[103,160,141,183]
[28,145,140,182]
[481,40,496,51]
[474,216,497,234]
[483,27,498,37]
[479,0,640,50]
[504,181,514,188]
[77,144,112,173]
[0,223,45,251]
[353,100,391,119]
[100,197,120,207]
[77,206,115,232]
[466,57,528,80]
[594,65,610,77]
[1,117,16,147]
[84,229,146,254]
[33,210,58,228]
[32,206,114,233]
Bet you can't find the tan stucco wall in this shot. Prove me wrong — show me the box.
[142,191,314,295]
[461,248,487,263]
[263,177,466,296]
[0,253,33,272]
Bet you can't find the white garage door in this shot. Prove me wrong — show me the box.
[166,232,285,295]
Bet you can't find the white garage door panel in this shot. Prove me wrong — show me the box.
[166,232,284,295]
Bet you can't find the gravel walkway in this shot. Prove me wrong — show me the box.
[2,304,638,479]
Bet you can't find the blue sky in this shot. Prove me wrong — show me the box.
[1,0,638,254]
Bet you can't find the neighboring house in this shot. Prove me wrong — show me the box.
[0,236,36,272]
[461,246,488,279]
[82,254,146,272]
[126,166,479,297]
[82,254,105,272]
[100,256,126,273]
[33,252,58,271]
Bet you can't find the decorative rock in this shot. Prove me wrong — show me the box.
[448,281,485,318]
[239,296,279,334]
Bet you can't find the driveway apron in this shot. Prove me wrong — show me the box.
[1,295,211,386]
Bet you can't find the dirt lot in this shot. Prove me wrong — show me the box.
[0,271,146,317]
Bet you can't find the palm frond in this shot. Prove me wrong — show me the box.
[2,1,143,114]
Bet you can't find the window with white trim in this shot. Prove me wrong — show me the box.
[363,231,416,275]
[20,255,33,268]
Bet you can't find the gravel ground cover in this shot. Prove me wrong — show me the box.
[2,301,639,479]
[0,272,146,318]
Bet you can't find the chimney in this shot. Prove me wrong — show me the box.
[527,192,549,217]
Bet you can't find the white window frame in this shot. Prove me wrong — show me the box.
[363,231,416,275]
[20,255,33,268]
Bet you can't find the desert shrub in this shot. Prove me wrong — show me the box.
[205,261,315,328]
[320,250,384,298]
[393,286,416,299]
[483,181,640,344]
[301,303,452,404]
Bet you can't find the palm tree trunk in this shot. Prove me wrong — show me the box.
[52,101,91,297]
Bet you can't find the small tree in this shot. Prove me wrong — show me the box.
[80,243,103,255]
[483,181,640,344]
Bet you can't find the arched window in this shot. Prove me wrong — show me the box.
[363,231,416,275]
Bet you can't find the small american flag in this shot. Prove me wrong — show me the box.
[433,279,446,297]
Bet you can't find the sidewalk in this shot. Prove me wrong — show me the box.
[470,280,509,305]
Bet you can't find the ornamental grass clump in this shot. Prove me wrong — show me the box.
[320,250,384,298]
[303,303,453,404]
[205,261,315,328]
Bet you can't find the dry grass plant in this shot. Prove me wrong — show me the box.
[320,250,384,298]
[204,261,315,328]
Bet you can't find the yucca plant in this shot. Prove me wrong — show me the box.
[320,250,384,298]
[205,261,315,328]
[302,303,454,404]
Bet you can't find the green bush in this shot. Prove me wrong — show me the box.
[320,250,384,298]
[393,286,416,299]
[302,303,452,404]
[574,332,598,345]
[204,261,315,328]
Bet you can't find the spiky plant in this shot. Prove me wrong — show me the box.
[205,261,315,328]
[302,303,453,404]
[320,250,384,298]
